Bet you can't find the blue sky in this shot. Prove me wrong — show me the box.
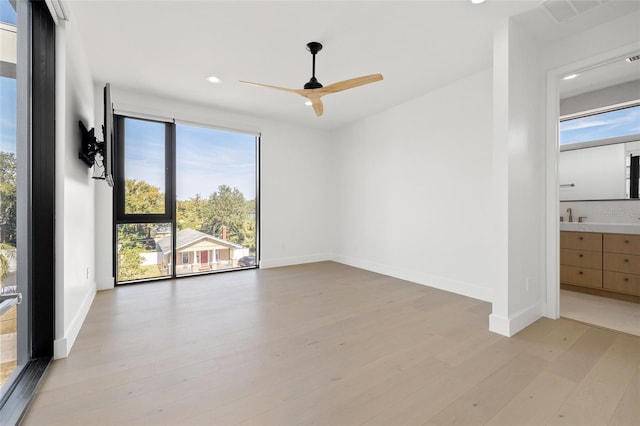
[0,0,16,154]
[0,77,16,154]
[560,105,640,145]
[0,0,16,25]
[124,118,256,201]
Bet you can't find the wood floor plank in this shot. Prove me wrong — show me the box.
[545,326,619,383]
[20,261,640,426]
[425,353,547,425]
[547,333,640,425]
[485,371,576,425]
[608,367,640,425]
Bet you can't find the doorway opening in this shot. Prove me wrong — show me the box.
[555,54,640,336]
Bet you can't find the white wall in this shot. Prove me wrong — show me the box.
[490,18,545,336]
[331,68,495,302]
[54,18,97,358]
[93,90,333,290]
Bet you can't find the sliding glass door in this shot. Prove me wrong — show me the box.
[115,117,258,284]
[0,0,19,392]
[1,0,55,419]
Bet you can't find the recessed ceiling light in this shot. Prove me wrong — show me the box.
[206,75,222,84]
[471,0,486,4]
[625,55,640,63]
[304,100,312,106]
[563,73,579,80]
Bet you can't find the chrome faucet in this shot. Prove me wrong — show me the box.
[567,208,573,222]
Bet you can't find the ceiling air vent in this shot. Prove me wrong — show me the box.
[542,0,609,23]
[625,55,640,63]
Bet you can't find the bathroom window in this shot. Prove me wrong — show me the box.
[560,103,640,147]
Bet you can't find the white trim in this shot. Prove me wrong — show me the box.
[259,254,332,269]
[489,303,542,337]
[544,41,640,321]
[113,102,261,137]
[175,118,261,138]
[260,254,492,303]
[489,313,510,336]
[0,22,16,33]
[44,0,69,25]
[53,338,68,360]
[332,254,493,303]
[559,133,640,152]
[54,286,96,359]
[559,99,640,121]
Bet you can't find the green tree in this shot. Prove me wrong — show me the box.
[202,185,254,247]
[119,179,165,245]
[176,194,207,231]
[0,242,16,283]
[0,152,17,245]
[125,179,164,215]
[117,244,145,281]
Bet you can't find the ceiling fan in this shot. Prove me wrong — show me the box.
[240,42,383,117]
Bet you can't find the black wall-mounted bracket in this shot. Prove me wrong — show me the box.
[78,120,104,172]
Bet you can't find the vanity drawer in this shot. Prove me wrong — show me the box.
[560,265,602,288]
[603,271,640,296]
[604,253,640,275]
[560,232,602,252]
[560,249,602,269]
[604,234,640,256]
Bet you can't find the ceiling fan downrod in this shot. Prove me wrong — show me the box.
[304,41,323,90]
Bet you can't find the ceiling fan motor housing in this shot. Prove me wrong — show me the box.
[304,78,323,90]
[304,42,324,89]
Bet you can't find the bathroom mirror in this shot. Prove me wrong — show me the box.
[559,140,640,201]
[557,51,640,201]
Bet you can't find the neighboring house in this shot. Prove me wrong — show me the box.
[155,228,247,273]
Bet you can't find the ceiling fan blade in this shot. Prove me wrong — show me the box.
[318,74,383,95]
[307,95,324,117]
[239,80,306,96]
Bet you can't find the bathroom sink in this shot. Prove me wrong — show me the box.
[560,222,640,234]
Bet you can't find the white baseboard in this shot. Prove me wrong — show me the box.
[331,254,493,302]
[54,285,96,359]
[53,337,68,359]
[259,253,332,269]
[490,302,541,337]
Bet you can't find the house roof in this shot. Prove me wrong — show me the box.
[156,228,244,254]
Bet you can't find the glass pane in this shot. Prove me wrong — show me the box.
[560,105,640,146]
[116,223,172,283]
[175,124,257,276]
[0,0,17,391]
[124,118,165,214]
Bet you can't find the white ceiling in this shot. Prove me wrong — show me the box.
[66,0,639,130]
[558,55,640,99]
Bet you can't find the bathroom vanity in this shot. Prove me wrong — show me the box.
[560,223,640,303]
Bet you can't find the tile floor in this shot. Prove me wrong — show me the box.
[560,289,640,336]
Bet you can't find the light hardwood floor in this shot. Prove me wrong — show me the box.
[22,262,639,425]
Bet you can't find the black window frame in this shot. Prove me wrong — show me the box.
[114,115,175,223]
[0,0,55,423]
[113,115,261,285]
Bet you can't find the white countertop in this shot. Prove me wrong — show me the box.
[560,222,640,235]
